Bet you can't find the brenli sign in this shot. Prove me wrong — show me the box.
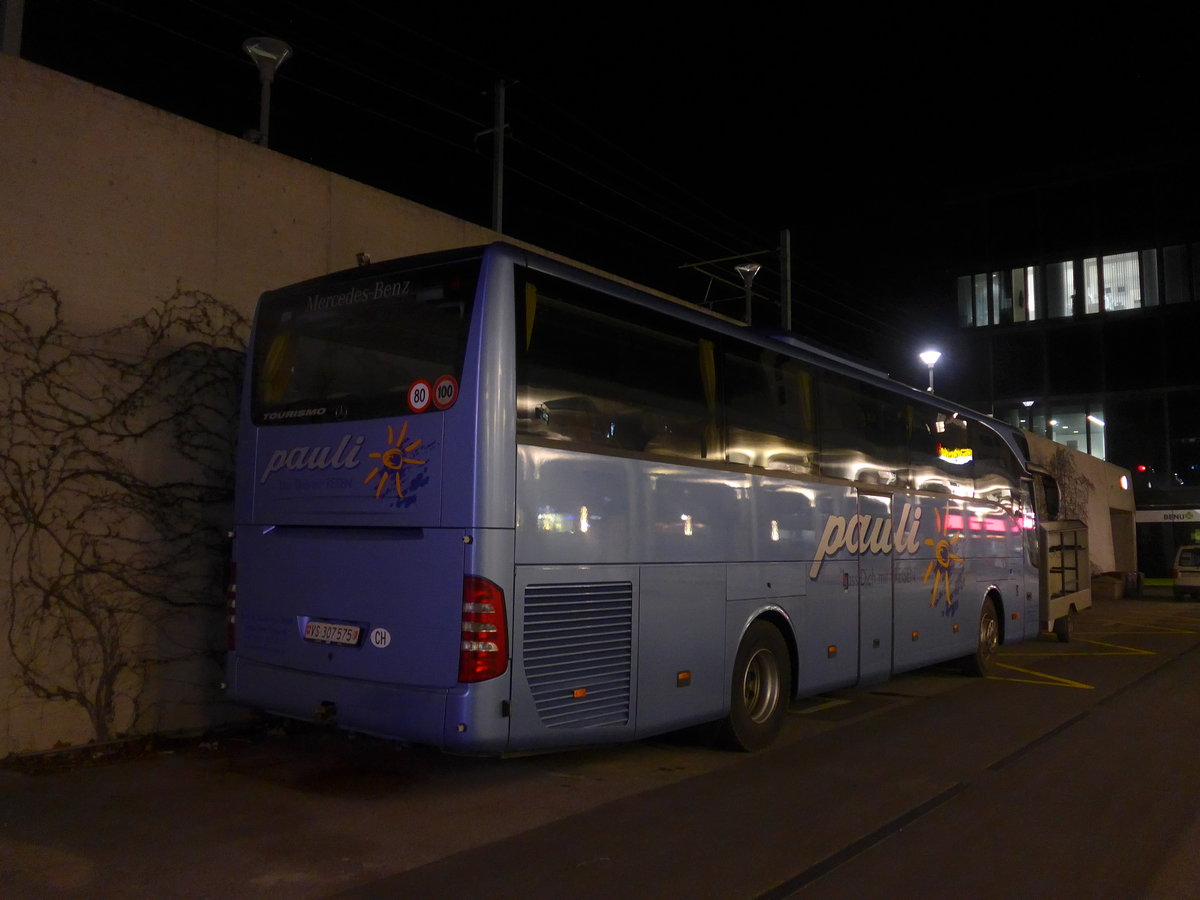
[1134,509,1200,523]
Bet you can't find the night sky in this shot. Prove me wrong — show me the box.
[15,2,1200,385]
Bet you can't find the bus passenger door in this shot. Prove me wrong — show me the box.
[801,487,861,695]
[857,491,893,684]
[1019,478,1041,639]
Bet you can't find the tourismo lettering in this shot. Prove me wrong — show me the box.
[809,503,923,579]
[260,434,364,483]
[263,407,327,421]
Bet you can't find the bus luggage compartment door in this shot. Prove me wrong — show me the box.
[857,491,893,685]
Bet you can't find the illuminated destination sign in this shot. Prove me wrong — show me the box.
[937,444,973,465]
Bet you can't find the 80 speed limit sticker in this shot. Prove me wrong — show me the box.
[407,380,432,413]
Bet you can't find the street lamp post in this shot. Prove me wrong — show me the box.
[735,262,761,326]
[919,349,941,393]
[243,36,292,148]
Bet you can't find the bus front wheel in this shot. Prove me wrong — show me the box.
[722,620,790,751]
[962,596,1000,676]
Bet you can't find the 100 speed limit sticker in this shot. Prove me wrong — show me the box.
[433,375,458,409]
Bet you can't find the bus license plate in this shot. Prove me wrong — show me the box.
[304,621,361,646]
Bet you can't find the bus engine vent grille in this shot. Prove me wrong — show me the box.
[523,581,634,729]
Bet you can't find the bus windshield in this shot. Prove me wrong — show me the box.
[251,256,480,424]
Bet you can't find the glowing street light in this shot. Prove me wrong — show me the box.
[919,349,941,393]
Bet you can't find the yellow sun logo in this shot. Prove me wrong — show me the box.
[363,422,426,499]
[923,506,964,607]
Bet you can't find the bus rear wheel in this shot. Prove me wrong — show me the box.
[962,596,1000,676]
[722,620,790,751]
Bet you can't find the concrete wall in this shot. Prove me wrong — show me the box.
[1026,431,1137,577]
[0,55,496,329]
[0,55,497,755]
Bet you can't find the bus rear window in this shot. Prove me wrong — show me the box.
[251,259,479,424]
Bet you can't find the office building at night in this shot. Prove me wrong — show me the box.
[945,239,1200,576]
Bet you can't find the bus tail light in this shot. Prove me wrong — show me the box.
[460,576,508,682]
[225,562,237,651]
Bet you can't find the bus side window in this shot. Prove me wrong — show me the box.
[972,420,1021,501]
[722,345,817,473]
[818,374,906,486]
[516,272,715,460]
[259,331,297,403]
[909,407,971,494]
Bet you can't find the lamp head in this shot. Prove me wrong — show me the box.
[243,37,292,83]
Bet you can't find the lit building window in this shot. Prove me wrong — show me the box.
[1087,413,1107,460]
[1084,257,1100,314]
[957,245,1167,326]
[996,402,1106,462]
[974,273,988,326]
[1103,251,1141,311]
[1025,266,1038,320]
[1047,405,1106,460]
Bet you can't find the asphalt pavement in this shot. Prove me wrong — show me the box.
[3,591,1199,899]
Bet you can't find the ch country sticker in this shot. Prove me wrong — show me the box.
[363,421,427,499]
[923,506,963,608]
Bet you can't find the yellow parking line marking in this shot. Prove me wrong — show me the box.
[990,663,1094,690]
[794,698,853,715]
[1072,638,1157,656]
[1004,638,1157,658]
[1080,625,1197,635]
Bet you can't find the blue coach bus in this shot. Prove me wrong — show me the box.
[225,242,1051,753]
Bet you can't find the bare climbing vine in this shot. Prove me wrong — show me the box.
[1046,443,1096,523]
[0,279,247,743]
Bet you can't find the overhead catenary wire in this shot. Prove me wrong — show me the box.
[181,0,800,282]
[57,4,788,269]
[23,0,925,356]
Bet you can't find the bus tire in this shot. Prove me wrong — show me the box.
[722,620,790,751]
[1054,611,1073,643]
[962,596,1000,677]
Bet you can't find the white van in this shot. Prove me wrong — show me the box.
[1173,546,1200,600]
